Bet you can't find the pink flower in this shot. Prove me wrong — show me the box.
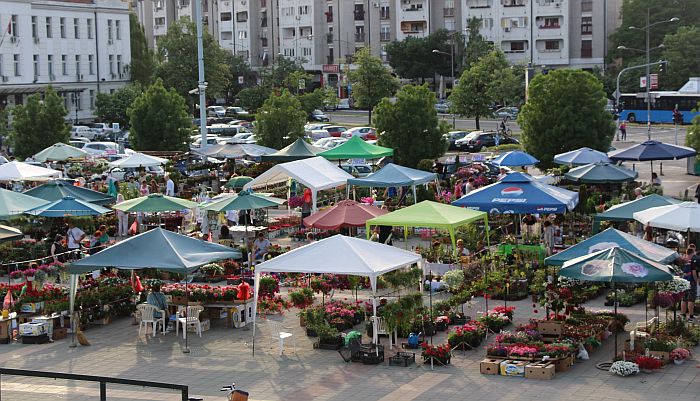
[621,262,648,278]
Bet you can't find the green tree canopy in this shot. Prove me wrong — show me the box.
[348,48,399,124]
[127,79,191,151]
[254,90,307,149]
[95,83,143,128]
[129,13,155,86]
[518,69,615,168]
[464,17,494,70]
[686,102,700,152]
[374,84,447,168]
[661,26,700,90]
[9,87,69,160]
[238,85,272,113]
[297,88,325,115]
[154,18,230,102]
[386,29,463,82]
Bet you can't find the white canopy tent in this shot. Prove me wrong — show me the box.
[243,156,353,211]
[633,202,700,233]
[108,152,168,168]
[252,235,422,352]
[0,161,62,181]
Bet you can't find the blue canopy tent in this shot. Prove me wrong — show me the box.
[491,151,539,167]
[554,147,611,167]
[608,140,696,181]
[544,227,678,266]
[346,163,438,204]
[592,194,681,233]
[452,172,578,214]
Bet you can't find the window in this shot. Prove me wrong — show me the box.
[74,18,79,38]
[302,47,311,57]
[75,55,81,76]
[154,0,163,9]
[326,6,333,22]
[46,17,53,38]
[283,7,294,16]
[261,11,268,26]
[89,90,95,109]
[88,54,94,74]
[10,15,18,37]
[581,40,592,58]
[503,17,528,28]
[298,6,309,15]
[238,30,247,39]
[14,54,20,76]
[48,55,54,77]
[481,18,493,29]
[60,17,66,38]
[354,4,365,21]
[75,92,81,111]
[542,17,559,28]
[117,55,122,74]
[116,20,121,40]
[380,26,390,42]
[62,55,67,75]
[155,17,166,26]
[33,55,39,77]
[380,6,390,19]
[502,0,525,6]
[544,40,559,50]
[327,48,334,64]
[260,0,266,7]
[355,25,365,42]
[236,11,248,22]
[31,16,37,38]
[283,48,295,57]
[107,20,113,40]
[468,0,492,7]
[444,0,455,16]
[582,0,592,12]
[87,18,93,38]
[509,41,526,52]
[221,12,232,21]
[581,17,592,34]
[445,19,455,31]
[109,55,114,75]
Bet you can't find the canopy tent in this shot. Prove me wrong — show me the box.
[544,227,678,266]
[260,138,325,162]
[452,172,578,214]
[0,161,61,181]
[243,157,353,212]
[24,180,115,206]
[252,235,422,351]
[366,200,488,248]
[0,225,23,242]
[563,162,638,184]
[491,151,539,167]
[319,136,394,160]
[108,153,168,168]
[33,143,88,162]
[592,194,680,233]
[553,147,610,167]
[347,163,438,205]
[112,194,198,213]
[0,188,50,219]
[633,202,700,233]
[26,196,112,217]
[224,176,253,190]
[608,140,696,180]
[194,144,277,160]
[303,199,388,230]
[202,190,286,212]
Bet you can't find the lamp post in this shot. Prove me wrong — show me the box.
[432,28,469,129]
[620,12,678,140]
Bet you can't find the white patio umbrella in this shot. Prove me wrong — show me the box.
[0,161,62,181]
[633,202,700,233]
[108,152,168,168]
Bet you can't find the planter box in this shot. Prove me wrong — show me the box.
[171,296,189,305]
[525,362,556,380]
[648,351,670,364]
[314,341,342,350]
[22,334,50,344]
[537,321,563,336]
[499,360,526,377]
[480,358,501,375]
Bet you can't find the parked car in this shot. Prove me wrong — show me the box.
[82,142,134,156]
[69,138,90,149]
[227,119,254,130]
[88,123,112,139]
[70,126,95,140]
[340,164,372,178]
[324,125,347,137]
[454,131,519,152]
[337,99,351,110]
[341,127,377,140]
[313,137,347,149]
[226,106,249,116]
[225,133,256,144]
[493,107,519,120]
[190,135,225,149]
[207,106,227,118]
[435,102,451,114]
[444,131,469,150]
[309,109,330,122]
[305,123,332,133]
[103,166,165,181]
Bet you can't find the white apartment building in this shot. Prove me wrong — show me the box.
[0,0,131,123]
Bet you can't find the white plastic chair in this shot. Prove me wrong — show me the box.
[137,304,166,337]
[267,321,295,355]
[175,305,204,340]
[372,316,396,349]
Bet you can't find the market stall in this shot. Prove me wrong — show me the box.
[563,163,638,184]
[108,152,168,168]
[0,188,50,219]
[592,194,680,233]
[260,138,325,162]
[0,161,62,181]
[33,143,88,162]
[347,163,438,205]
[24,180,116,206]
[554,147,611,167]
[303,199,387,230]
[318,136,394,161]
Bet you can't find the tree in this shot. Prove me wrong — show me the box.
[129,13,155,86]
[323,85,339,110]
[154,18,231,101]
[386,29,462,82]
[225,54,256,103]
[686,102,700,152]
[9,87,69,159]
[662,26,700,90]
[127,79,191,151]
[297,88,325,115]
[0,107,9,139]
[464,17,494,70]
[95,83,143,128]
[254,90,307,149]
[518,69,615,168]
[238,85,272,113]
[450,50,514,129]
[262,57,306,89]
[348,48,399,124]
[284,70,313,94]
[374,84,447,168]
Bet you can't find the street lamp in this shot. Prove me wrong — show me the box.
[432,28,469,129]
[620,12,678,140]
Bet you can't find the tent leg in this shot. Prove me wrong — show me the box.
[613,282,618,360]
[183,276,190,353]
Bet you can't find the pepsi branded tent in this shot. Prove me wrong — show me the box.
[452,172,578,214]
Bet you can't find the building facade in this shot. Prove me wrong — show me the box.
[0,0,131,122]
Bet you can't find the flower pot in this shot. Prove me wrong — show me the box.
[673,359,684,366]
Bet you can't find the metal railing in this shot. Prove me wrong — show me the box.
[0,368,190,401]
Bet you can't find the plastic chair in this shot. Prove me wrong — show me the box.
[136,304,166,337]
[176,305,204,340]
[267,321,295,355]
[372,316,396,349]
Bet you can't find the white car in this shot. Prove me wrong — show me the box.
[88,123,112,139]
[226,106,249,116]
[82,141,133,156]
[337,99,351,110]
[190,136,225,149]
[304,123,332,133]
[313,137,347,149]
[340,164,372,177]
[225,132,255,144]
[70,126,95,140]
[101,166,165,181]
[207,105,226,118]
[69,138,90,149]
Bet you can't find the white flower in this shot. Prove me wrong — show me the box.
[609,361,639,377]
[657,277,690,294]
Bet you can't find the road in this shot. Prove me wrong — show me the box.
[327,109,699,199]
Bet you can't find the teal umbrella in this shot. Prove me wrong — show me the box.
[0,188,50,219]
[592,194,680,233]
[33,143,88,162]
[26,196,112,217]
[564,162,638,184]
[112,194,198,213]
[224,176,253,190]
[0,225,23,242]
[202,190,285,212]
[24,180,115,206]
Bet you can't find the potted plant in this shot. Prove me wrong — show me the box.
[288,288,314,309]
[609,360,639,377]
[315,322,342,350]
[670,348,691,365]
[635,356,663,373]
[421,342,451,365]
[199,263,224,277]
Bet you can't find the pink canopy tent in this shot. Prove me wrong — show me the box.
[303,200,387,230]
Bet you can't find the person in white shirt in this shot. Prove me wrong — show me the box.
[66,221,85,258]
[497,168,508,181]
[165,174,175,196]
[464,177,475,194]
[116,193,129,237]
[253,232,271,259]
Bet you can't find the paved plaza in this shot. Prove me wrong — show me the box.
[0,289,698,401]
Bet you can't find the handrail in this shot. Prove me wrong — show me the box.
[0,368,189,401]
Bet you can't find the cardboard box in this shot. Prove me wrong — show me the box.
[20,302,45,313]
[553,355,573,372]
[499,360,526,377]
[52,327,68,340]
[525,362,556,380]
[537,321,563,336]
[648,351,670,364]
[19,322,47,337]
[187,319,210,332]
[480,358,501,375]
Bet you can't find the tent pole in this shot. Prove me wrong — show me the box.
[183,275,190,353]
[252,271,260,356]
[613,282,618,360]
[412,185,417,204]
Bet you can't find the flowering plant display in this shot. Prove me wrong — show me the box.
[508,345,540,357]
[257,296,291,315]
[670,348,691,361]
[657,277,691,294]
[199,263,225,276]
[447,321,486,347]
[421,342,451,363]
[492,305,516,320]
[496,330,542,344]
[257,275,280,298]
[609,360,639,376]
[635,356,663,370]
[360,197,374,205]
[287,287,315,309]
[443,270,465,291]
[161,283,238,303]
[478,311,511,331]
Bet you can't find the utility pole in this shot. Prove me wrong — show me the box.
[195,0,208,149]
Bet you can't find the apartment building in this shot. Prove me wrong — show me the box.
[0,0,131,122]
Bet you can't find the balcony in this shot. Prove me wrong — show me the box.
[380,32,390,42]
[355,33,365,42]
[502,0,526,6]
[354,11,365,21]
[380,11,390,20]
[401,21,427,33]
[326,33,334,43]
[443,8,454,17]
[325,12,333,23]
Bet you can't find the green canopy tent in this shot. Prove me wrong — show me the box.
[33,143,88,162]
[112,194,198,213]
[224,176,253,190]
[592,194,681,233]
[365,200,488,249]
[24,180,116,206]
[260,138,325,162]
[0,188,50,219]
[319,136,394,161]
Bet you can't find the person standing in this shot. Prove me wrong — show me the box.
[681,247,699,321]
[139,181,149,196]
[464,177,475,195]
[618,120,627,141]
[116,194,129,237]
[301,188,312,228]
[165,174,175,196]
[51,234,66,263]
[543,220,555,255]
[66,221,85,259]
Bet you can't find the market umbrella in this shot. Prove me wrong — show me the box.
[563,162,638,184]
[0,225,23,242]
[0,188,51,219]
[194,144,277,159]
[33,143,88,162]
[633,202,700,233]
[608,140,696,180]
[319,136,394,160]
[560,246,674,360]
[0,161,62,181]
[303,199,388,230]
[224,176,253,190]
[260,138,324,162]
[491,151,539,167]
[24,180,115,206]
[592,194,680,233]
[25,196,112,217]
[202,190,286,212]
[553,147,610,167]
[108,152,168,168]
[112,194,198,213]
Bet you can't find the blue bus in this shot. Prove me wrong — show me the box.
[618,78,700,124]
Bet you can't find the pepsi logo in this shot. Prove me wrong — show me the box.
[500,187,523,197]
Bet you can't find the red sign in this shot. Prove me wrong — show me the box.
[650,74,658,90]
[322,64,340,73]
